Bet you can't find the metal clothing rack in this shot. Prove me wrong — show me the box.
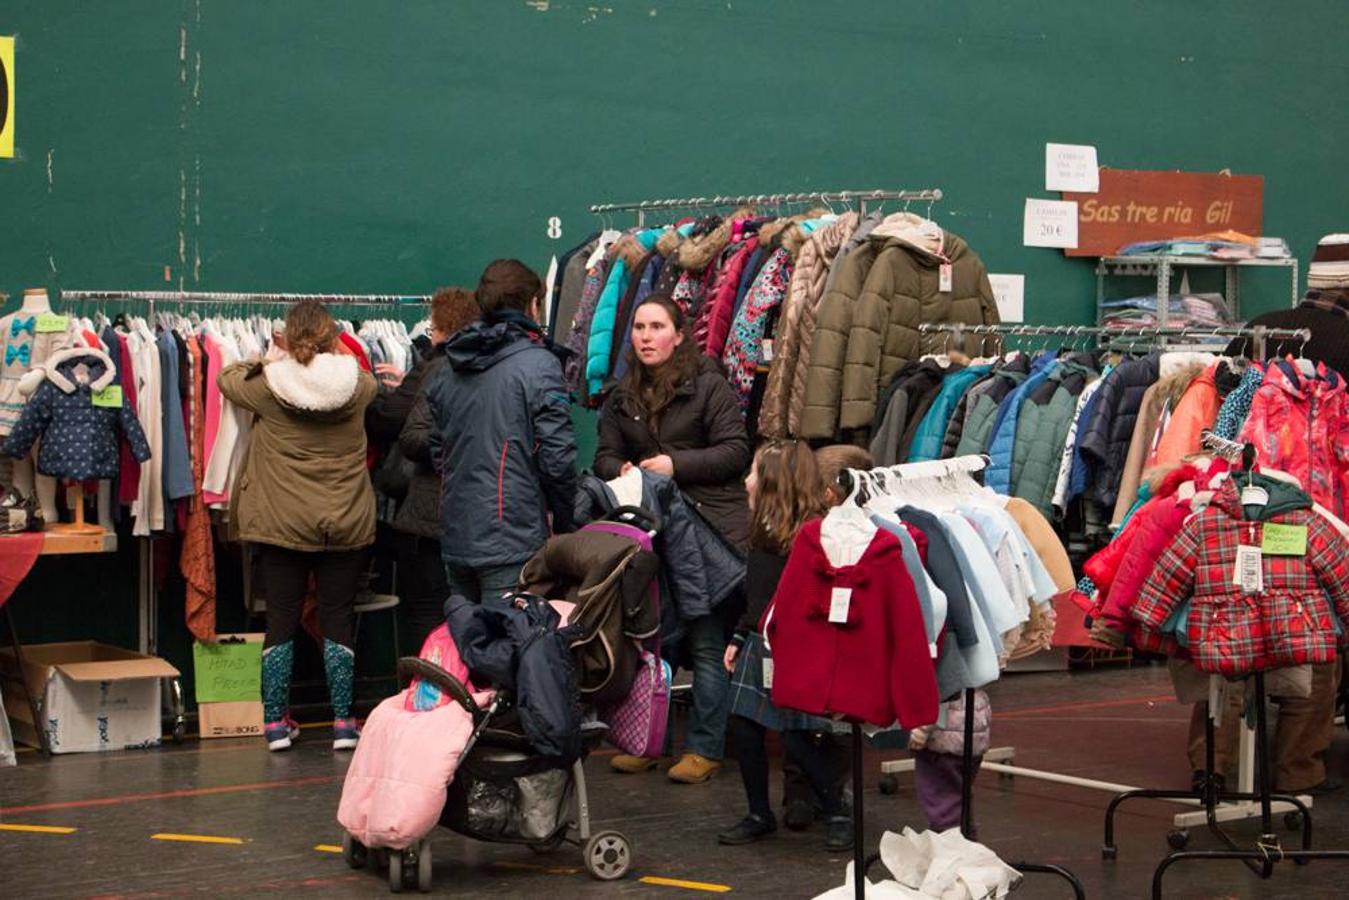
[832,459,1084,899]
[589,188,943,226]
[918,322,1313,360]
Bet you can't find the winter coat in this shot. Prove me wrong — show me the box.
[1212,363,1265,440]
[1010,355,1099,517]
[985,353,1060,494]
[548,233,600,343]
[763,519,939,728]
[0,311,76,437]
[698,237,760,357]
[594,355,751,549]
[574,471,745,627]
[586,229,660,396]
[1053,377,1106,513]
[952,355,1030,457]
[759,211,858,439]
[908,364,993,464]
[723,247,793,413]
[216,353,376,551]
[5,346,152,481]
[1077,353,1160,510]
[425,312,579,568]
[1002,497,1075,593]
[394,359,447,541]
[1133,476,1349,676]
[868,360,949,466]
[1111,363,1204,525]
[832,216,999,433]
[1148,362,1222,469]
[1239,360,1349,518]
[518,525,661,706]
[446,593,581,761]
[563,257,610,395]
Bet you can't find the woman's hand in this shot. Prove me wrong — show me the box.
[639,454,675,477]
[375,363,405,388]
[723,643,739,673]
[619,461,635,476]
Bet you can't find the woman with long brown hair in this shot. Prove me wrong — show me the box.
[219,299,377,753]
[594,293,751,784]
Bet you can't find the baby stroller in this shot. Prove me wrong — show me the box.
[342,653,630,892]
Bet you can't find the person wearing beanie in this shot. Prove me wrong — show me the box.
[1226,234,1349,376]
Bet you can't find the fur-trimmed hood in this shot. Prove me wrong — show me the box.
[675,206,755,272]
[42,346,118,394]
[263,352,362,418]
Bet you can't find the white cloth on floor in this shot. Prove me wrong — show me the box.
[814,828,1020,900]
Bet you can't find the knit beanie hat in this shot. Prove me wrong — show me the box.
[1307,234,1349,289]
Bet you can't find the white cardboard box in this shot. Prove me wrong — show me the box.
[0,641,179,753]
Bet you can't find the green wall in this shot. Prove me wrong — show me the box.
[3,1,1347,674]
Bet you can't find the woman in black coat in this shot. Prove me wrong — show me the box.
[594,293,751,785]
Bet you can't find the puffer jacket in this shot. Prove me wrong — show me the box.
[985,352,1060,494]
[1133,475,1349,676]
[698,235,760,358]
[723,246,793,413]
[908,364,993,463]
[1239,360,1349,517]
[396,372,444,541]
[594,355,751,549]
[426,312,578,568]
[1212,362,1265,440]
[759,211,858,438]
[446,593,580,761]
[834,215,999,433]
[519,525,661,706]
[1111,362,1206,525]
[1077,353,1160,509]
[1010,355,1099,516]
[586,229,661,396]
[213,352,376,551]
[563,256,610,395]
[1147,362,1222,469]
[868,359,950,466]
[938,368,995,459]
[953,354,1030,457]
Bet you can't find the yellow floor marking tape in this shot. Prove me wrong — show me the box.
[0,823,77,834]
[314,844,343,853]
[639,876,733,893]
[151,833,246,845]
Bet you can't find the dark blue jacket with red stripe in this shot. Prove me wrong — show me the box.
[425,311,578,568]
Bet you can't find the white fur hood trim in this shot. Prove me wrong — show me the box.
[263,352,361,412]
[43,346,118,394]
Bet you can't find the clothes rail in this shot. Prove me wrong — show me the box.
[589,188,942,214]
[61,290,428,307]
[918,322,1311,360]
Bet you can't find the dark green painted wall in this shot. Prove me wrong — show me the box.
[2,1,1346,674]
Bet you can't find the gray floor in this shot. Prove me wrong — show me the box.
[3,664,1347,898]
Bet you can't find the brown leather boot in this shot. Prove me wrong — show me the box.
[667,752,722,784]
[610,754,658,774]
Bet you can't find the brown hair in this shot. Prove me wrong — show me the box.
[430,286,479,338]
[750,440,826,553]
[475,259,542,317]
[814,444,874,505]
[616,294,702,418]
[284,299,339,366]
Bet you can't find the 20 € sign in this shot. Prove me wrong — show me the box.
[0,36,13,159]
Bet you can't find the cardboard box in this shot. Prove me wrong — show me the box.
[197,700,264,739]
[0,641,179,753]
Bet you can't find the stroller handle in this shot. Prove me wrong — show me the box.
[397,656,481,716]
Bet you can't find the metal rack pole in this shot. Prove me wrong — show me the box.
[61,290,430,306]
[588,188,942,216]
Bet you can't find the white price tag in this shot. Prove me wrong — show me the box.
[761,656,774,689]
[1240,485,1269,508]
[929,641,939,659]
[988,273,1025,323]
[1023,198,1079,249]
[828,587,852,625]
[1232,545,1263,593]
[762,338,775,362]
[939,263,953,293]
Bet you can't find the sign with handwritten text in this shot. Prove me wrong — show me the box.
[192,635,263,704]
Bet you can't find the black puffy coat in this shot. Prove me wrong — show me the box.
[1077,353,1160,509]
[446,593,581,762]
[594,355,751,550]
[395,358,446,541]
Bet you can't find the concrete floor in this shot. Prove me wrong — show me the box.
[3,665,1347,898]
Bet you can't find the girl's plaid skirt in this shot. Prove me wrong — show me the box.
[728,632,837,732]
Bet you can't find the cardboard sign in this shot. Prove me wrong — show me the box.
[989,274,1025,323]
[91,385,123,408]
[35,312,68,333]
[1261,523,1308,557]
[192,634,263,704]
[1061,168,1263,257]
[1023,199,1079,249]
[1045,143,1099,192]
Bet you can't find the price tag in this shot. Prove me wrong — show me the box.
[828,587,852,625]
[91,385,123,408]
[939,263,953,293]
[1023,198,1079,249]
[1240,485,1269,508]
[1261,523,1307,556]
[762,338,775,362]
[35,313,69,333]
[1232,545,1263,593]
[761,656,774,689]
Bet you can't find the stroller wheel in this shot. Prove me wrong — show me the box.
[388,849,405,893]
[341,833,367,870]
[417,839,432,893]
[583,831,631,881]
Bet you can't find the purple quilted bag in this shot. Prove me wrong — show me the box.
[601,643,669,757]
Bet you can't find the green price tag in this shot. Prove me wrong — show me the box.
[35,313,69,333]
[1262,523,1307,556]
[91,385,123,408]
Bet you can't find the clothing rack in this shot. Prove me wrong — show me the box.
[589,189,943,226]
[61,290,429,306]
[918,322,1312,360]
[834,458,1084,899]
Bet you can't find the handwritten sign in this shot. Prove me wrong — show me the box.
[192,635,262,704]
[988,274,1025,323]
[1061,168,1263,257]
[1046,143,1098,192]
[1023,199,1079,249]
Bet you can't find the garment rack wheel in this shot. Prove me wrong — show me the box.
[1166,829,1190,851]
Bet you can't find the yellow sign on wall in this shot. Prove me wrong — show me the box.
[0,36,13,158]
